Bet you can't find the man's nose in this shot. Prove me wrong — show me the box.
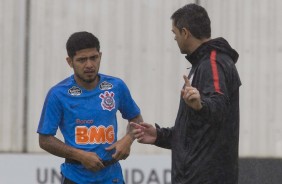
[85,58,94,67]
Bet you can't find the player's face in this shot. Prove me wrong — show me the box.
[171,22,186,54]
[67,48,101,89]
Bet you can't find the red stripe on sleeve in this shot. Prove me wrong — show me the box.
[210,50,222,93]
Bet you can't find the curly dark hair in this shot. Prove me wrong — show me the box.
[66,31,100,58]
[171,3,211,39]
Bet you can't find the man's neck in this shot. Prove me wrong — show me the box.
[74,75,100,90]
[188,38,211,55]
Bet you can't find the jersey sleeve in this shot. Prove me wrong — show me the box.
[117,80,140,120]
[37,89,63,135]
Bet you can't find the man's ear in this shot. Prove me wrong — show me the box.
[181,28,191,39]
[99,52,102,63]
[66,57,73,68]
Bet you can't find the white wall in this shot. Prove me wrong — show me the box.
[1,0,282,157]
[0,0,26,152]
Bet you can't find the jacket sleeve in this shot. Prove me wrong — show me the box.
[196,93,229,123]
[153,123,173,149]
[194,51,234,122]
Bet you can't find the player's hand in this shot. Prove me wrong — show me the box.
[105,135,132,161]
[130,122,157,144]
[181,75,202,111]
[79,151,105,171]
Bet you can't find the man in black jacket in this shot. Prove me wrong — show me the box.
[131,3,241,184]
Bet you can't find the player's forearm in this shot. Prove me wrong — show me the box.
[39,134,83,161]
[129,114,143,124]
[127,114,144,140]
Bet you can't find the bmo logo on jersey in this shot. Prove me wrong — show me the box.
[75,125,114,144]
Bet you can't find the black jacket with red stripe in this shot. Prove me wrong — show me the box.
[154,37,241,184]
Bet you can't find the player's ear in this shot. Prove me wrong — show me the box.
[66,57,73,68]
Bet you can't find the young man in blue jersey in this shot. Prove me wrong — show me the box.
[37,31,143,184]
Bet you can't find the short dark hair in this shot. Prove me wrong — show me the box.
[171,3,211,39]
[66,31,100,58]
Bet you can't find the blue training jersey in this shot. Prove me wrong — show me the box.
[37,74,140,184]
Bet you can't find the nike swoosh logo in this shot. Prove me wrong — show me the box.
[70,104,79,108]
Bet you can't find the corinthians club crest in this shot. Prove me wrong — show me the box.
[99,91,115,111]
